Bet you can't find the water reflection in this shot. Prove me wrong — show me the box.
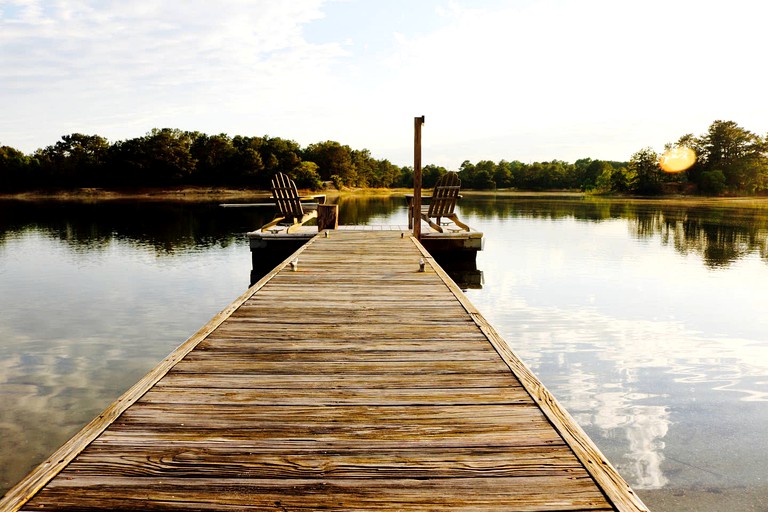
[476,289,768,495]
[464,200,768,509]
[0,227,256,492]
[629,205,768,268]
[3,196,768,511]
[334,195,406,225]
[0,200,260,254]
[6,197,766,271]
[458,196,768,268]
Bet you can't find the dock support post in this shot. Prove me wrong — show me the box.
[413,115,425,239]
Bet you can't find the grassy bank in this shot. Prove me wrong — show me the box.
[0,186,419,202]
[3,187,768,210]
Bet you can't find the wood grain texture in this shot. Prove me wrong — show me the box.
[5,229,639,511]
[23,476,611,512]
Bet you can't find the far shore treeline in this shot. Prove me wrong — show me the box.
[1,120,767,195]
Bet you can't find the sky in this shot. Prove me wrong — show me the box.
[1,0,767,169]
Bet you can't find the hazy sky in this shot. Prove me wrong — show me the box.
[2,0,766,168]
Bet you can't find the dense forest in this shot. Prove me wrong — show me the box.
[1,120,766,195]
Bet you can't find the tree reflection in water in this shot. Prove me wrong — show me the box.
[456,195,768,268]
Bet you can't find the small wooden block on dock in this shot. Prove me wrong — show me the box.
[317,203,338,230]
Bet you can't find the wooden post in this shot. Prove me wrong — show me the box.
[413,115,425,238]
[317,204,338,231]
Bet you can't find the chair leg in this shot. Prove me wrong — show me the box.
[447,214,470,231]
[422,214,444,233]
[285,211,318,234]
[286,221,302,234]
[261,215,286,232]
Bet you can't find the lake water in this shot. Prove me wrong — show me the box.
[1,196,767,510]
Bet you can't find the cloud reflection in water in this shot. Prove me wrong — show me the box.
[465,211,768,496]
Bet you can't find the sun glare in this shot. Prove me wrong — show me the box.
[659,146,696,173]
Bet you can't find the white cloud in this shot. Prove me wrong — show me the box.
[0,0,344,149]
[2,0,767,166]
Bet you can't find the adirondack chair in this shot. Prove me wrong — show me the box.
[421,172,470,232]
[260,172,322,234]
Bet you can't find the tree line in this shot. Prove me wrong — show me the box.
[1,120,766,195]
[0,129,408,192]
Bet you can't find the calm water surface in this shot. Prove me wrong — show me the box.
[1,196,767,511]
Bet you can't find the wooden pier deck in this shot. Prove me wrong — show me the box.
[1,230,647,511]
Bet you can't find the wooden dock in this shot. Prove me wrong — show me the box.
[1,230,647,511]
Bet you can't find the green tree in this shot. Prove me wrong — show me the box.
[695,120,767,193]
[351,149,377,187]
[290,161,323,190]
[594,166,612,192]
[0,145,32,191]
[190,133,236,184]
[108,136,148,186]
[142,128,196,185]
[629,147,662,195]
[699,170,727,195]
[493,160,518,189]
[422,164,447,188]
[231,136,266,185]
[506,160,527,189]
[474,160,498,189]
[259,137,302,178]
[574,158,616,191]
[588,161,615,191]
[610,166,633,193]
[458,160,477,188]
[303,141,356,186]
[36,133,109,187]
[372,159,403,188]
[107,129,195,186]
[397,166,414,188]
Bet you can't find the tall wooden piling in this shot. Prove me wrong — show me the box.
[413,115,425,239]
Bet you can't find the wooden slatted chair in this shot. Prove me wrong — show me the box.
[421,172,470,232]
[260,172,319,234]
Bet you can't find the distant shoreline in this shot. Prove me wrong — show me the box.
[2,187,768,207]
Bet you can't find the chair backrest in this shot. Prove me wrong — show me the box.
[427,172,461,218]
[271,172,304,218]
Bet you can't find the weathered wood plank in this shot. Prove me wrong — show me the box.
[209,325,490,340]
[184,348,500,362]
[113,403,551,426]
[24,476,612,512]
[64,445,586,479]
[138,386,530,406]
[156,372,518,390]
[168,359,512,375]
[195,339,493,352]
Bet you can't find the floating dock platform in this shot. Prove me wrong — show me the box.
[247,224,484,286]
[1,230,647,511]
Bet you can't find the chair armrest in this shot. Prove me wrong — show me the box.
[299,194,326,204]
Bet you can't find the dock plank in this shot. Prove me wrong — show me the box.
[64,445,585,479]
[24,477,612,512]
[4,229,646,512]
